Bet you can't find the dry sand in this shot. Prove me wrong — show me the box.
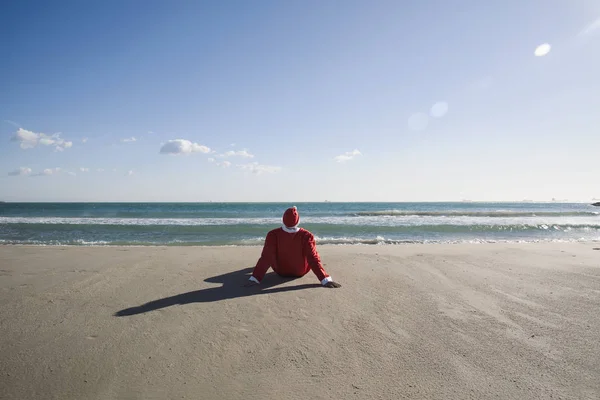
[1,243,599,400]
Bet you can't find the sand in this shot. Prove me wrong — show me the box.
[1,243,599,400]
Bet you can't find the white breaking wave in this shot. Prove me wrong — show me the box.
[0,215,599,227]
[2,237,598,246]
[0,216,281,226]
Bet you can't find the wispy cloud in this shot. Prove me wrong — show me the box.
[79,167,89,172]
[159,139,211,155]
[121,137,137,143]
[81,137,88,143]
[8,167,66,177]
[10,128,73,151]
[127,170,134,176]
[217,161,231,168]
[8,167,32,176]
[334,149,362,163]
[218,149,254,158]
[31,168,61,177]
[579,17,600,37]
[3,120,21,129]
[97,168,104,172]
[237,162,281,174]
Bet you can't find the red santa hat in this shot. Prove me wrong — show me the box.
[282,206,299,228]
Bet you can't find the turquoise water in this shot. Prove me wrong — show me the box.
[0,202,598,246]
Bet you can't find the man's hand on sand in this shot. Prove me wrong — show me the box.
[324,281,342,288]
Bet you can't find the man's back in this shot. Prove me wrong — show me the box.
[267,227,312,277]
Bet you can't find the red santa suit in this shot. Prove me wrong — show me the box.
[249,206,333,286]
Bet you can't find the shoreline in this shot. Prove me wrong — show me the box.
[1,200,595,203]
[1,238,599,248]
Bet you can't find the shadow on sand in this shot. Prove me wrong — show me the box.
[114,267,321,317]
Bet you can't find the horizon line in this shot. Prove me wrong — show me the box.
[0,200,595,204]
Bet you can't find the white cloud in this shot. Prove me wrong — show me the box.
[127,170,134,176]
[237,162,281,174]
[219,149,254,158]
[217,161,232,168]
[56,142,72,152]
[82,137,88,143]
[97,168,104,172]
[10,128,73,151]
[121,137,137,143]
[579,17,600,37]
[208,158,215,163]
[8,167,32,176]
[80,167,89,172]
[534,43,551,57]
[112,168,117,172]
[12,129,37,147]
[36,169,54,176]
[31,167,61,177]
[334,149,362,163]
[9,167,60,177]
[68,172,77,176]
[159,139,211,155]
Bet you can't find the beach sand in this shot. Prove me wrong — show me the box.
[1,243,599,399]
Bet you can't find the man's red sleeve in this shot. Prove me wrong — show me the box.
[303,233,329,283]
[251,230,278,282]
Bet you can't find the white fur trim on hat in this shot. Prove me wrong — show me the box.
[282,225,299,233]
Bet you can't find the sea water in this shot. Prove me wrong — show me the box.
[0,202,598,246]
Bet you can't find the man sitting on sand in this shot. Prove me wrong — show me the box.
[245,206,341,288]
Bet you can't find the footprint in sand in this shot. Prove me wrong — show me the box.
[86,335,98,340]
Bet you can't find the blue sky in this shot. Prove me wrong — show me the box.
[1,0,599,202]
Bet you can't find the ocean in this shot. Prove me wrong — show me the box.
[0,202,598,246]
